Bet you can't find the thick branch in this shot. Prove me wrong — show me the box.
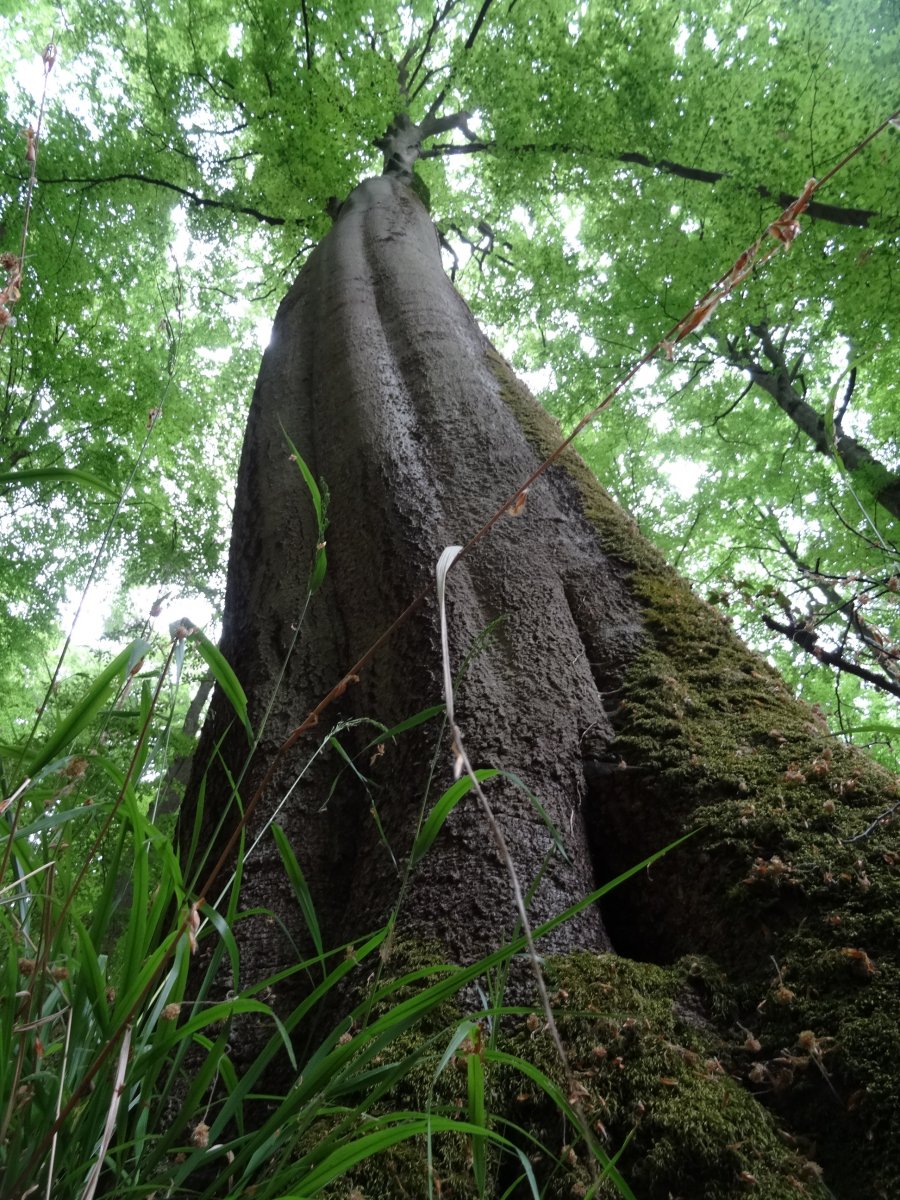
[617,151,725,185]
[464,0,495,49]
[422,142,883,228]
[731,324,900,523]
[762,613,900,699]
[375,110,471,180]
[299,0,313,70]
[619,151,878,227]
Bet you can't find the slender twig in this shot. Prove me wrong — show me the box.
[407,0,458,96]
[43,1003,73,1200]
[80,1026,132,1200]
[841,800,900,844]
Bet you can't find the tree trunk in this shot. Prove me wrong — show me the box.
[183,175,900,1199]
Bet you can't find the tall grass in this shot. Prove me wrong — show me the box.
[0,603,680,1199]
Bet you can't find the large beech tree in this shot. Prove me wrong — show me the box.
[1,0,897,738]
[1,1,898,1196]
[181,105,900,1195]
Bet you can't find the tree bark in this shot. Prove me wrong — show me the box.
[188,173,634,971]
[183,176,900,1199]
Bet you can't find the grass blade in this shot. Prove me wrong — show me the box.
[0,465,118,496]
[272,823,325,969]
[281,427,328,592]
[467,1044,487,1194]
[190,629,253,745]
[410,769,500,867]
[27,644,134,775]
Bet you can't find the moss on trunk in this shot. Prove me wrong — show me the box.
[486,342,900,1197]
[316,947,831,1200]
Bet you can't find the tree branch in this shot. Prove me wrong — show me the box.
[421,142,884,228]
[836,366,857,428]
[156,675,214,816]
[464,0,495,49]
[762,613,900,699]
[421,109,473,139]
[420,139,490,156]
[31,171,292,226]
[299,0,313,70]
[377,111,472,179]
[727,323,900,523]
[619,151,879,227]
[617,151,725,185]
[758,510,900,688]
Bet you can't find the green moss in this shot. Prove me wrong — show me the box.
[503,952,830,1199]
[304,939,837,1200]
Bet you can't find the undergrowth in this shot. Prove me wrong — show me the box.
[0,613,675,1198]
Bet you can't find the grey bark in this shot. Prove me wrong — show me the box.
[186,175,645,1008]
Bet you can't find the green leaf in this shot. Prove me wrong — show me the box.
[410,769,501,867]
[467,1047,487,1194]
[282,426,329,592]
[28,643,134,775]
[0,466,119,496]
[364,705,445,744]
[272,823,325,970]
[190,629,254,745]
[282,1115,538,1195]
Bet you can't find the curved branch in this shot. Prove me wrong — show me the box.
[32,171,292,226]
[422,142,885,228]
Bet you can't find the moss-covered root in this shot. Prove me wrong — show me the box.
[325,949,830,1200]
[506,953,831,1200]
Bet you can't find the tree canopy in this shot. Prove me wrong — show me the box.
[1,0,898,753]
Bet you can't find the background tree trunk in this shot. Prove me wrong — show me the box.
[184,176,900,1198]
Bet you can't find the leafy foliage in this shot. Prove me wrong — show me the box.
[1,0,896,758]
